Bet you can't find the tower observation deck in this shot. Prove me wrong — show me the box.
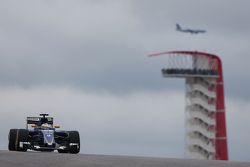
[150,51,228,160]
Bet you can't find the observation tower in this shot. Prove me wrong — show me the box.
[150,51,228,160]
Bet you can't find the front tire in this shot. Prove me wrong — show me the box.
[68,131,80,154]
[8,129,28,152]
[8,129,18,151]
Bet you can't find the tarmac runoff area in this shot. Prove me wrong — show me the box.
[0,151,249,167]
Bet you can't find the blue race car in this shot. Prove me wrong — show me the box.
[8,114,80,154]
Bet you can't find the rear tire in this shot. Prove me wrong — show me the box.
[68,131,80,154]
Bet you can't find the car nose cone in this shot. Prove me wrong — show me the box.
[42,130,54,145]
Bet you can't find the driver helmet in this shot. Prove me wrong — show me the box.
[42,123,50,128]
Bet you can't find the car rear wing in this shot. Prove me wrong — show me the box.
[26,117,53,128]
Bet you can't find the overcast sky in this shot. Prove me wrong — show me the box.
[0,0,250,162]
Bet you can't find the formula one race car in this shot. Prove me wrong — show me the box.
[8,114,80,154]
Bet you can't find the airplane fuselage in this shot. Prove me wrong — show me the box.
[176,24,206,34]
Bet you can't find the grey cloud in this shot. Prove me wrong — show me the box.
[0,0,183,93]
[0,1,249,95]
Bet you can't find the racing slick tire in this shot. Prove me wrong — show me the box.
[18,129,29,151]
[68,131,80,154]
[8,129,29,152]
[8,129,18,151]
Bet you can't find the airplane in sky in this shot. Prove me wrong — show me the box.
[176,23,206,34]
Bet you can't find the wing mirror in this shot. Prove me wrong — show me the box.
[53,125,60,128]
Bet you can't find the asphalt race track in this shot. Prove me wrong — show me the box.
[0,151,249,167]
